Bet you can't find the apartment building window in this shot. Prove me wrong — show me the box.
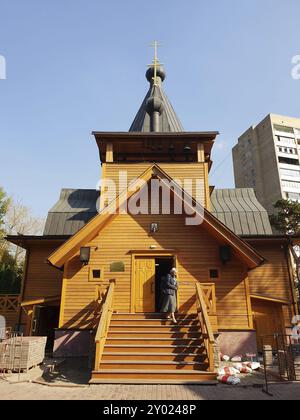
[277,146,296,153]
[282,180,300,189]
[281,169,300,178]
[276,136,296,146]
[287,192,300,200]
[278,156,299,165]
[274,124,294,134]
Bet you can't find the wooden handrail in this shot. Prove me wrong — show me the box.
[94,280,115,371]
[0,296,20,313]
[196,283,215,372]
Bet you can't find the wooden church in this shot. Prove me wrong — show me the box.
[6,53,298,383]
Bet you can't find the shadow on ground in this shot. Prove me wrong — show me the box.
[40,357,91,385]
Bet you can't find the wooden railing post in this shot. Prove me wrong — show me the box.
[195,283,216,373]
[94,279,115,371]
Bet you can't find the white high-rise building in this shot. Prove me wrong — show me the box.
[233,114,300,214]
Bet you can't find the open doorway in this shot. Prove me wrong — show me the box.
[32,305,60,352]
[155,257,175,312]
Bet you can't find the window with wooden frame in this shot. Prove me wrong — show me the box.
[89,266,104,282]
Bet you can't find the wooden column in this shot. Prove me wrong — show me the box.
[106,143,114,163]
[197,143,205,163]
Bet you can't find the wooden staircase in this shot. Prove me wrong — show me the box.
[90,312,217,384]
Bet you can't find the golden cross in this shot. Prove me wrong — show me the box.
[149,41,162,86]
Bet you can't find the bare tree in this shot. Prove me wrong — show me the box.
[3,199,45,265]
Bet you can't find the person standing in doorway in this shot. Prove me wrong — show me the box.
[160,268,178,324]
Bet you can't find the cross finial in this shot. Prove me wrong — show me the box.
[149,40,162,86]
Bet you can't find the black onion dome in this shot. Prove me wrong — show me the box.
[146,94,164,115]
[146,65,166,83]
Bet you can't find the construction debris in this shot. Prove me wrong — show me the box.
[217,375,241,385]
[0,336,46,373]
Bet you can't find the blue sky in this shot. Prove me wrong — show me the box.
[0,0,300,218]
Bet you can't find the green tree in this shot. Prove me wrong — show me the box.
[0,187,21,295]
[270,199,300,235]
[270,199,300,310]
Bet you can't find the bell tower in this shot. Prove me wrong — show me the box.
[93,46,219,210]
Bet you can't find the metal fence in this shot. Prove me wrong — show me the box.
[261,334,300,396]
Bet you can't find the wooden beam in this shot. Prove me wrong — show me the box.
[204,162,211,211]
[106,143,114,163]
[58,262,68,328]
[244,274,254,329]
[21,295,61,307]
[250,294,291,305]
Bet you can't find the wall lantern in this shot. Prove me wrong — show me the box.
[150,223,159,234]
[80,247,91,265]
[220,246,231,265]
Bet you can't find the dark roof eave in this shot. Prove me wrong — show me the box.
[6,235,71,249]
[92,131,219,139]
[242,234,300,241]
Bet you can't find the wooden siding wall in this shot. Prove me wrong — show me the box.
[104,163,207,207]
[60,212,251,331]
[247,241,294,326]
[20,243,63,326]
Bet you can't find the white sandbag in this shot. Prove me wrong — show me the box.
[218,366,240,376]
[231,355,243,362]
[218,375,241,385]
[232,362,253,374]
[244,362,261,370]
[220,353,230,362]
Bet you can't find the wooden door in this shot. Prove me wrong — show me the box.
[252,300,285,352]
[135,258,155,313]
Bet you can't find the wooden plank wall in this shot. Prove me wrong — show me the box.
[60,212,251,331]
[247,241,294,326]
[104,163,207,207]
[20,243,64,326]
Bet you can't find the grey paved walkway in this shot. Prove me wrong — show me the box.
[0,380,299,400]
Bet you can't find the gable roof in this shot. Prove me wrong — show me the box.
[43,187,272,237]
[211,188,273,236]
[48,164,264,270]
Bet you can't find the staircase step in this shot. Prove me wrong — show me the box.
[99,361,208,370]
[110,318,200,328]
[90,369,216,382]
[106,338,204,346]
[90,378,217,385]
[109,325,200,332]
[101,353,207,362]
[107,331,202,339]
[112,313,197,320]
[104,345,206,354]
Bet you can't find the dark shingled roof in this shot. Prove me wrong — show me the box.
[43,189,99,236]
[211,188,273,236]
[44,187,272,237]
